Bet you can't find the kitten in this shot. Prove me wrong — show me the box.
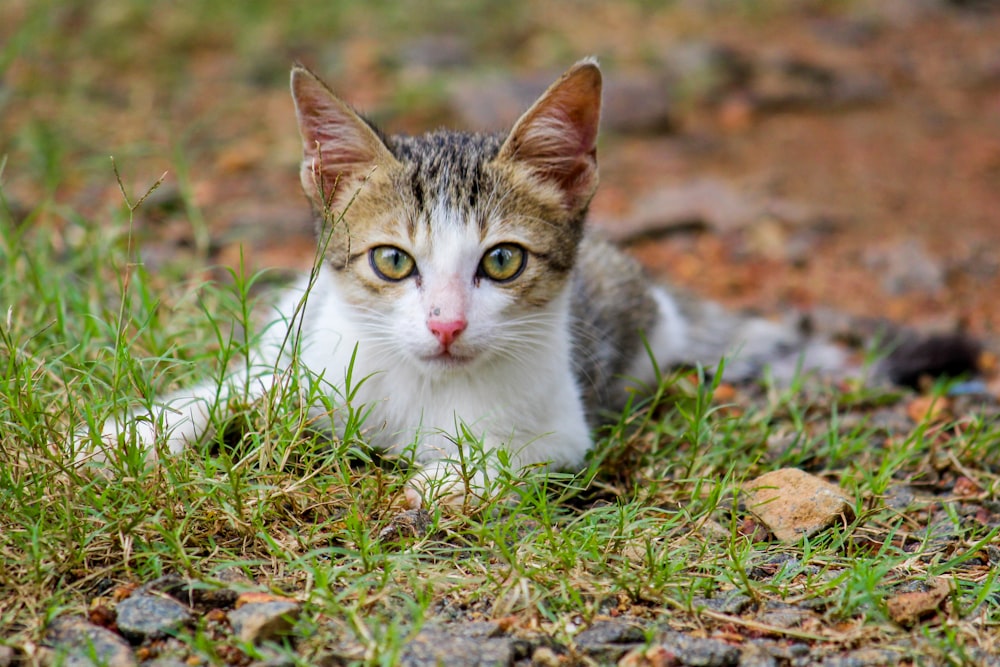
[78,59,975,506]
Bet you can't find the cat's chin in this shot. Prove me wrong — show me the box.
[419,350,478,370]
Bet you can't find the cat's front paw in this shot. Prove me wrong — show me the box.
[405,463,491,510]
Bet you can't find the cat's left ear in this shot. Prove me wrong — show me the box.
[497,58,602,217]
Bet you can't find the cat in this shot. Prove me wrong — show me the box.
[76,58,977,506]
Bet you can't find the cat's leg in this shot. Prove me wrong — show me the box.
[73,371,276,468]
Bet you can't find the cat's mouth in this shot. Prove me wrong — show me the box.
[424,349,476,367]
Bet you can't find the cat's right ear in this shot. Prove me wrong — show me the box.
[290,65,397,211]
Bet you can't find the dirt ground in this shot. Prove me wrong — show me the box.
[611,6,1000,336]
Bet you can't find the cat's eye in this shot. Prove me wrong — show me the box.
[370,246,416,281]
[479,244,526,283]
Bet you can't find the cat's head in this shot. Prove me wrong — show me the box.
[290,59,601,372]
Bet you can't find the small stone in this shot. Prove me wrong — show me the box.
[454,621,505,638]
[691,592,754,615]
[601,72,676,134]
[655,631,740,667]
[43,616,137,667]
[228,600,301,644]
[748,640,810,662]
[737,643,778,667]
[115,594,192,643]
[618,645,679,667]
[744,468,853,543]
[756,602,817,629]
[0,645,15,667]
[531,646,562,667]
[833,648,902,666]
[398,626,527,667]
[748,553,802,581]
[883,485,920,512]
[574,618,647,662]
[377,509,433,542]
[575,619,647,646]
[886,578,951,627]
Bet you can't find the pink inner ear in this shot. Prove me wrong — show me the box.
[302,111,377,172]
[292,68,391,207]
[501,63,602,211]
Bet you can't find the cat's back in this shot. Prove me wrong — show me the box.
[570,234,658,419]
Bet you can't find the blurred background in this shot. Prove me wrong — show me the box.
[2,0,1000,334]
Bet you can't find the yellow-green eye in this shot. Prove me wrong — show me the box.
[479,244,526,282]
[369,246,416,281]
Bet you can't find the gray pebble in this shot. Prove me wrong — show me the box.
[692,593,755,615]
[756,602,817,630]
[228,600,301,644]
[377,509,433,542]
[656,630,741,667]
[399,626,529,667]
[574,618,647,647]
[116,594,192,644]
[43,616,137,667]
[738,642,778,667]
[748,640,811,661]
[573,618,647,662]
[818,648,901,666]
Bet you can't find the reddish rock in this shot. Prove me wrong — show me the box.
[744,468,853,543]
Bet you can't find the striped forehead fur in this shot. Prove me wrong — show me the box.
[386,130,505,220]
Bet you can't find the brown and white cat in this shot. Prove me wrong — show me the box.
[78,59,975,505]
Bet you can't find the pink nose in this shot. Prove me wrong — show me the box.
[428,318,467,347]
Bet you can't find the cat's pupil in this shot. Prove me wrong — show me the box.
[370,245,415,281]
[479,243,525,282]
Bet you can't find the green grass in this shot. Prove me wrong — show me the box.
[2,180,998,662]
[2,1,999,664]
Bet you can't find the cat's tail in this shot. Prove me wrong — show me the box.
[640,285,981,387]
[865,331,981,388]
